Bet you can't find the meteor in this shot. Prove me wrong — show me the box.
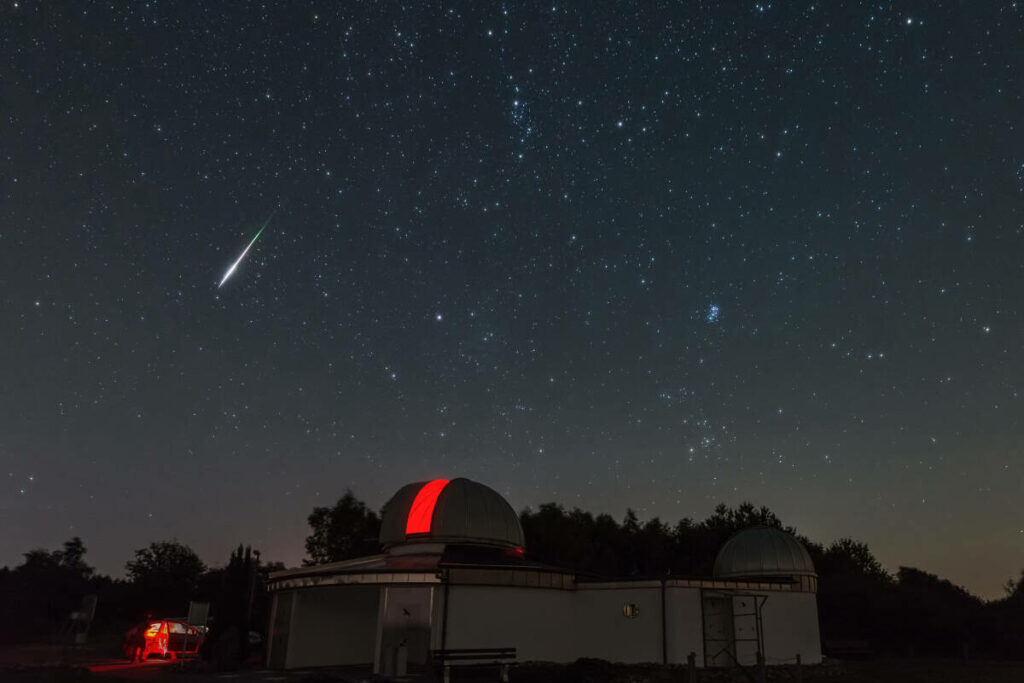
[218,214,272,288]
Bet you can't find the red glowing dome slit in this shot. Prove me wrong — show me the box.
[405,479,450,535]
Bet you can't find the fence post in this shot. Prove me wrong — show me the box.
[687,651,697,683]
[795,654,802,683]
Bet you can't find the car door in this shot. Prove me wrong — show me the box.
[167,621,189,653]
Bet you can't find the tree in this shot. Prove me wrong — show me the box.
[0,538,96,643]
[705,502,784,531]
[202,545,258,668]
[892,566,981,655]
[17,537,94,580]
[519,504,623,576]
[1003,570,1024,603]
[304,491,381,564]
[55,537,94,578]
[985,569,1024,658]
[812,538,896,647]
[820,538,890,581]
[126,540,206,615]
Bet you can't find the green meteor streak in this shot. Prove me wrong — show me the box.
[218,215,272,288]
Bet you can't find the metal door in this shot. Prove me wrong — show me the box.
[702,592,765,668]
[378,586,434,674]
[702,594,736,667]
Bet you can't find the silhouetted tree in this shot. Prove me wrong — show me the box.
[126,540,206,615]
[1003,570,1024,604]
[811,537,899,651]
[892,566,982,656]
[519,501,791,579]
[304,491,381,564]
[820,538,889,579]
[202,545,259,668]
[959,568,1024,660]
[0,538,95,643]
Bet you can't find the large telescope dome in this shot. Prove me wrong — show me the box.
[379,478,525,551]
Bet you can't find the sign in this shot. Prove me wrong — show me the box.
[187,601,210,627]
[72,594,98,644]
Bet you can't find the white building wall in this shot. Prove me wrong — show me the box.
[443,585,578,662]
[285,585,379,669]
[270,579,819,670]
[760,591,821,665]
[573,586,662,663]
[444,583,703,665]
[664,587,704,665]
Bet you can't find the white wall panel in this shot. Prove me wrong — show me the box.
[573,586,662,663]
[286,585,379,669]
[664,587,704,664]
[760,592,821,665]
[444,585,578,662]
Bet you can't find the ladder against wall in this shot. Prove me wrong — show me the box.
[702,592,766,668]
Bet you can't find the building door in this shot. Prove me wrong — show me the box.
[702,594,735,667]
[377,586,434,675]
[731,595,764,666]
[702,592,765,668]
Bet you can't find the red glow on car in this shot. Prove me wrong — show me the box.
[406,479,449,535]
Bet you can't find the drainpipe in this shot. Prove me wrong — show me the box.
[661,578,667,664]
[440,569,450,654]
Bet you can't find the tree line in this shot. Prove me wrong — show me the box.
[2,492,1022,662]
[0,537,283,667]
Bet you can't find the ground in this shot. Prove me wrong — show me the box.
[2,646,1023,683]
[513,659,1024,683]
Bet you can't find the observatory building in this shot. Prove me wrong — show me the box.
[266,478,821,673]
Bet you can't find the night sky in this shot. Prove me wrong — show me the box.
[3,2,1022,599]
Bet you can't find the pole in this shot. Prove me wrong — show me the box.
[440,570,450,655]
[660,579,667,664]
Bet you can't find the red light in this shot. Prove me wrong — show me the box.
[406,479,449,535]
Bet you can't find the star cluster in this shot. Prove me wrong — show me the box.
[1,1,1022,597]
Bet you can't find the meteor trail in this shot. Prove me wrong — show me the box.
[218,214,272,288]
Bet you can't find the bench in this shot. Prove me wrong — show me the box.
[432,647,516,683]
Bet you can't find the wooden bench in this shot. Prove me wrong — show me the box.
[432,647,516,683]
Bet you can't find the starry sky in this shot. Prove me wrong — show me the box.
[2,2,1022,599]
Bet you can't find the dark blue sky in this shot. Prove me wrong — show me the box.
[2,1,1021,598]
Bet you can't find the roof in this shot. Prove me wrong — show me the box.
[268,544,550,584]
[378,478,525,550]
[713,526,816,579]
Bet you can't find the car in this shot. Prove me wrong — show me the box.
[124,618,204,661]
